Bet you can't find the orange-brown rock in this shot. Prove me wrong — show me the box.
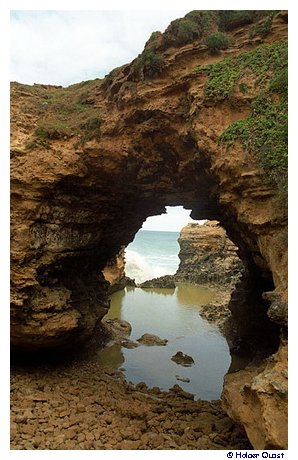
[222,343,288,449]
[102,247,126,293]
[10,11,288,449]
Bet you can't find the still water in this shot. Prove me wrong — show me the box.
[97,284,232,401]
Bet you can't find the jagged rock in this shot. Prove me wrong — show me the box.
[137,334,168,346]
[222,343,288,449]
[10,19,287,352]
[171,351,195,367]
[176,222,244,287]
[139,275,176,289]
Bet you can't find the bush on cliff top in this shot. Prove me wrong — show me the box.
[162,10,215,48]
[218,10,256,31]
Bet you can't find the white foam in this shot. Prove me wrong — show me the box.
[125,249,173,283]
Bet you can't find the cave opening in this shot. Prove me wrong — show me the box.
[95,205,280,400]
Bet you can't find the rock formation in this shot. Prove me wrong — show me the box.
[10,10,288,449]
[176,221,243,285]
[102,248,127,293]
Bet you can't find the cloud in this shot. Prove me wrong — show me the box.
[142,206,200,232]
[10,10,190,86]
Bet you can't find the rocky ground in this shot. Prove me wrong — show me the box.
[11,359,251,450]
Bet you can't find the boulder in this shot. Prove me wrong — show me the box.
[137,334,168,346]
[171,351,195,367]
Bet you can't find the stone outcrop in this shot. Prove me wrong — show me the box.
[139,275,176,289]
[136,334,168,347]
[10,12,287,350]
[171,351,195,367]
[10,10,288,449]
[176,221,243,286]
[222,343,288,449]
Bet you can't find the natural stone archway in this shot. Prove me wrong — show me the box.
[10,11,288,449]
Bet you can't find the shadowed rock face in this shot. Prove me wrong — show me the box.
[10,11,288,449]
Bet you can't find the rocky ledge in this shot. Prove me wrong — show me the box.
[176,221,244,286]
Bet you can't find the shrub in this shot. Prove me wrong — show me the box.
[205,32,230,53]
[269,68,288,96]
[250,14,274,38]
[80,116,102,142]
[218,11,256,31]
[162,11,214,48]
[146,31,162,46]
[35,124,68,140]
[197,41,287,100]
[132,49,165,79]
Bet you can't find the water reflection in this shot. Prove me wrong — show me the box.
[139,287,176,296]
[97,343,124,368]
[100,284,232,400]
[176,283,214,305]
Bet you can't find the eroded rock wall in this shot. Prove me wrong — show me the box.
[10,10,288,449]
[176,221,243,285]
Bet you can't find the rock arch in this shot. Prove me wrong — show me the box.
[10,70,287,350]
[10,12,288,449]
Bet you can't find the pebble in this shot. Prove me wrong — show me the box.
[10,361,251,450]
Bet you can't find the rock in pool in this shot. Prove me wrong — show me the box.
[137,333,168,346]
[171,351,195,367]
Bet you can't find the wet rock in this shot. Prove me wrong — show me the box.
[267,300,288,326]
[137,333,168,346]
[171,351,195,367]
[139,275,176,289]
[121,339,140,349]
[103,319,132,342]
[176,375,190,383]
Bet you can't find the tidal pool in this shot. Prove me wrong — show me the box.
[98,283,232,400]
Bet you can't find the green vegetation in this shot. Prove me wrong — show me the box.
[219,96,287,186]
[218,10,256,31]
[162,10,215,47]
[213,42,288,192]
[198,41,287,100]
[205,32,230,53]
[19,80,103,149]
[132,48,165,78]
[249,13,274,38]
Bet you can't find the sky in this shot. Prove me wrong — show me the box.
[10,9,191,87]
[142,206,201,232]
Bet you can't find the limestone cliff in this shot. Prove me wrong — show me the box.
[10,10,288,449]
[176,221,243,285]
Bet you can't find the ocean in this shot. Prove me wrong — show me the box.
[125,230,180,283]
